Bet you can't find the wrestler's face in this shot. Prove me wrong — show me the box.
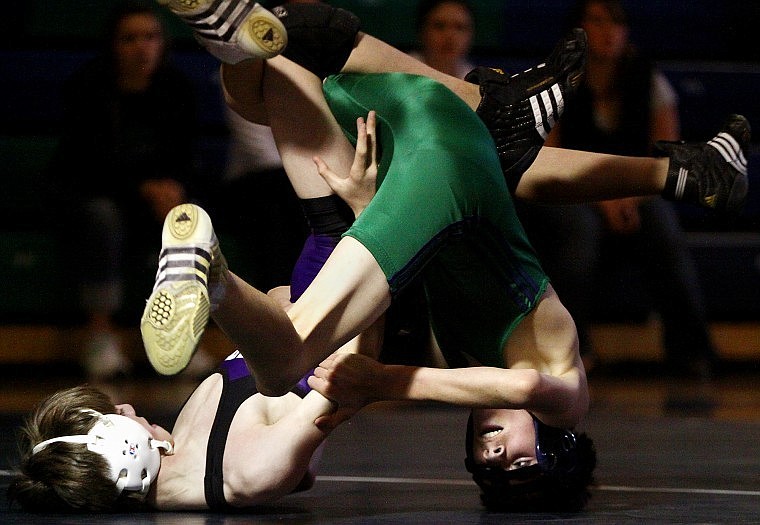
[114,404,173,445]
[470,408,537,470]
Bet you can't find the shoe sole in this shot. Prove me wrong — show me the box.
[141,281,210,376]
[141,204,214,376]
[238,6,287,58]
[161,0,287,59]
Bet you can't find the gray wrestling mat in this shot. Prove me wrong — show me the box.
[2,373,760,524]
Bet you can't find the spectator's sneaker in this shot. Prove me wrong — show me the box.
[158,0,287,63]
[657,114,750,214]
[141,204,224,376]
[82,332,132,381]
[465,28,587,192]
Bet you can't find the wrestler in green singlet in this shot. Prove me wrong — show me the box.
[322,72,549,368]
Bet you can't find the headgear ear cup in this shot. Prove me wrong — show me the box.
[532,414,578,477]
[32,413,168,494]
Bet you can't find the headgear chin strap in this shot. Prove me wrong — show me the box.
[465,412,578,490]
[32,412,173,495]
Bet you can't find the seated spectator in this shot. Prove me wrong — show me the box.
[48,0,205,378]
[408,0,475,79]
[516,0,718,377]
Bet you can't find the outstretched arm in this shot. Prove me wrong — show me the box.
[307,353,585,428]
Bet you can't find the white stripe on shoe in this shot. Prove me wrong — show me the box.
[709,132,748,175]
[529,83,563,139]
[154,247,213,290]
[182,0,258,41]
[674,167,688,200]
[551,83,565,117]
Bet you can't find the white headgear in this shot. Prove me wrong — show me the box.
[32,412,173,494]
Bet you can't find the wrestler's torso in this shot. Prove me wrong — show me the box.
[323,72,550,368]
[152,368,303,509]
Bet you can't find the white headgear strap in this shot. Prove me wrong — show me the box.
[32,411,173,495]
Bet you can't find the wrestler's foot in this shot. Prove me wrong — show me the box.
[141,204,225,376]
[465,28,587,192]
[271,2,361,79]
[658,114,750,214]
[158,0,287,63]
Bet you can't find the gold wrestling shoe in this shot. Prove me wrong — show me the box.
[141,204,224,376]
[157,0,287,63]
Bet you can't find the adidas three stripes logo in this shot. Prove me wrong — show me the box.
[708,131,748,176]
[153,246,213,291]
[672,167,689,201]
[529,83,564,139]
[516,62,565,139]
[178,0,258,42]
[672,130,747,203]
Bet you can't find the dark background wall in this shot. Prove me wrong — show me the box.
[3,0,757,61]
[0,1,758,321]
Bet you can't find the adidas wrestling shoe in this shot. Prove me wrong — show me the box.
[158,0,287,63]
[141,204,225,376]
[658,114,750,214]
[271,2,361,79]
[465,28,587,192]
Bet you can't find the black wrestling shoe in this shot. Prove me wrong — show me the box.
[657,114,750,214]
[272,3,361,79]
[465,28,587,193]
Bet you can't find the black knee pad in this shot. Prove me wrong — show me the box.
[273,3,361,79]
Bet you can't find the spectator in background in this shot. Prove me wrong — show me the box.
[409,0,475,79]
[516,0,718,378]
[49,0,202,379]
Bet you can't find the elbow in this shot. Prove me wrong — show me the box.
[257,383,293,398]
[527,370,588,428]
[254,373,298,398]
[257,385,291,397]
[516,369,543,406]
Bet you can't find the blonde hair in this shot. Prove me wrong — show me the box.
[8,385,144,512]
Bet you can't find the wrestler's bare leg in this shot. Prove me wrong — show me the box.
[209,239,388,396]
[344,33,482,109]
[218,37,663,204]
[335,32,743,210]
[518,148,669,203]
[211,57,391,394]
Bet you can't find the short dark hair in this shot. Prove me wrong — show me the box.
[565,0,629,30]
[415,0,475,33]
[8,385,145,512]
[465,412,597,512]
[103,0,166,58]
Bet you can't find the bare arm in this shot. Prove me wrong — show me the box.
[226,394,335,507]
[308,354,585,427]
